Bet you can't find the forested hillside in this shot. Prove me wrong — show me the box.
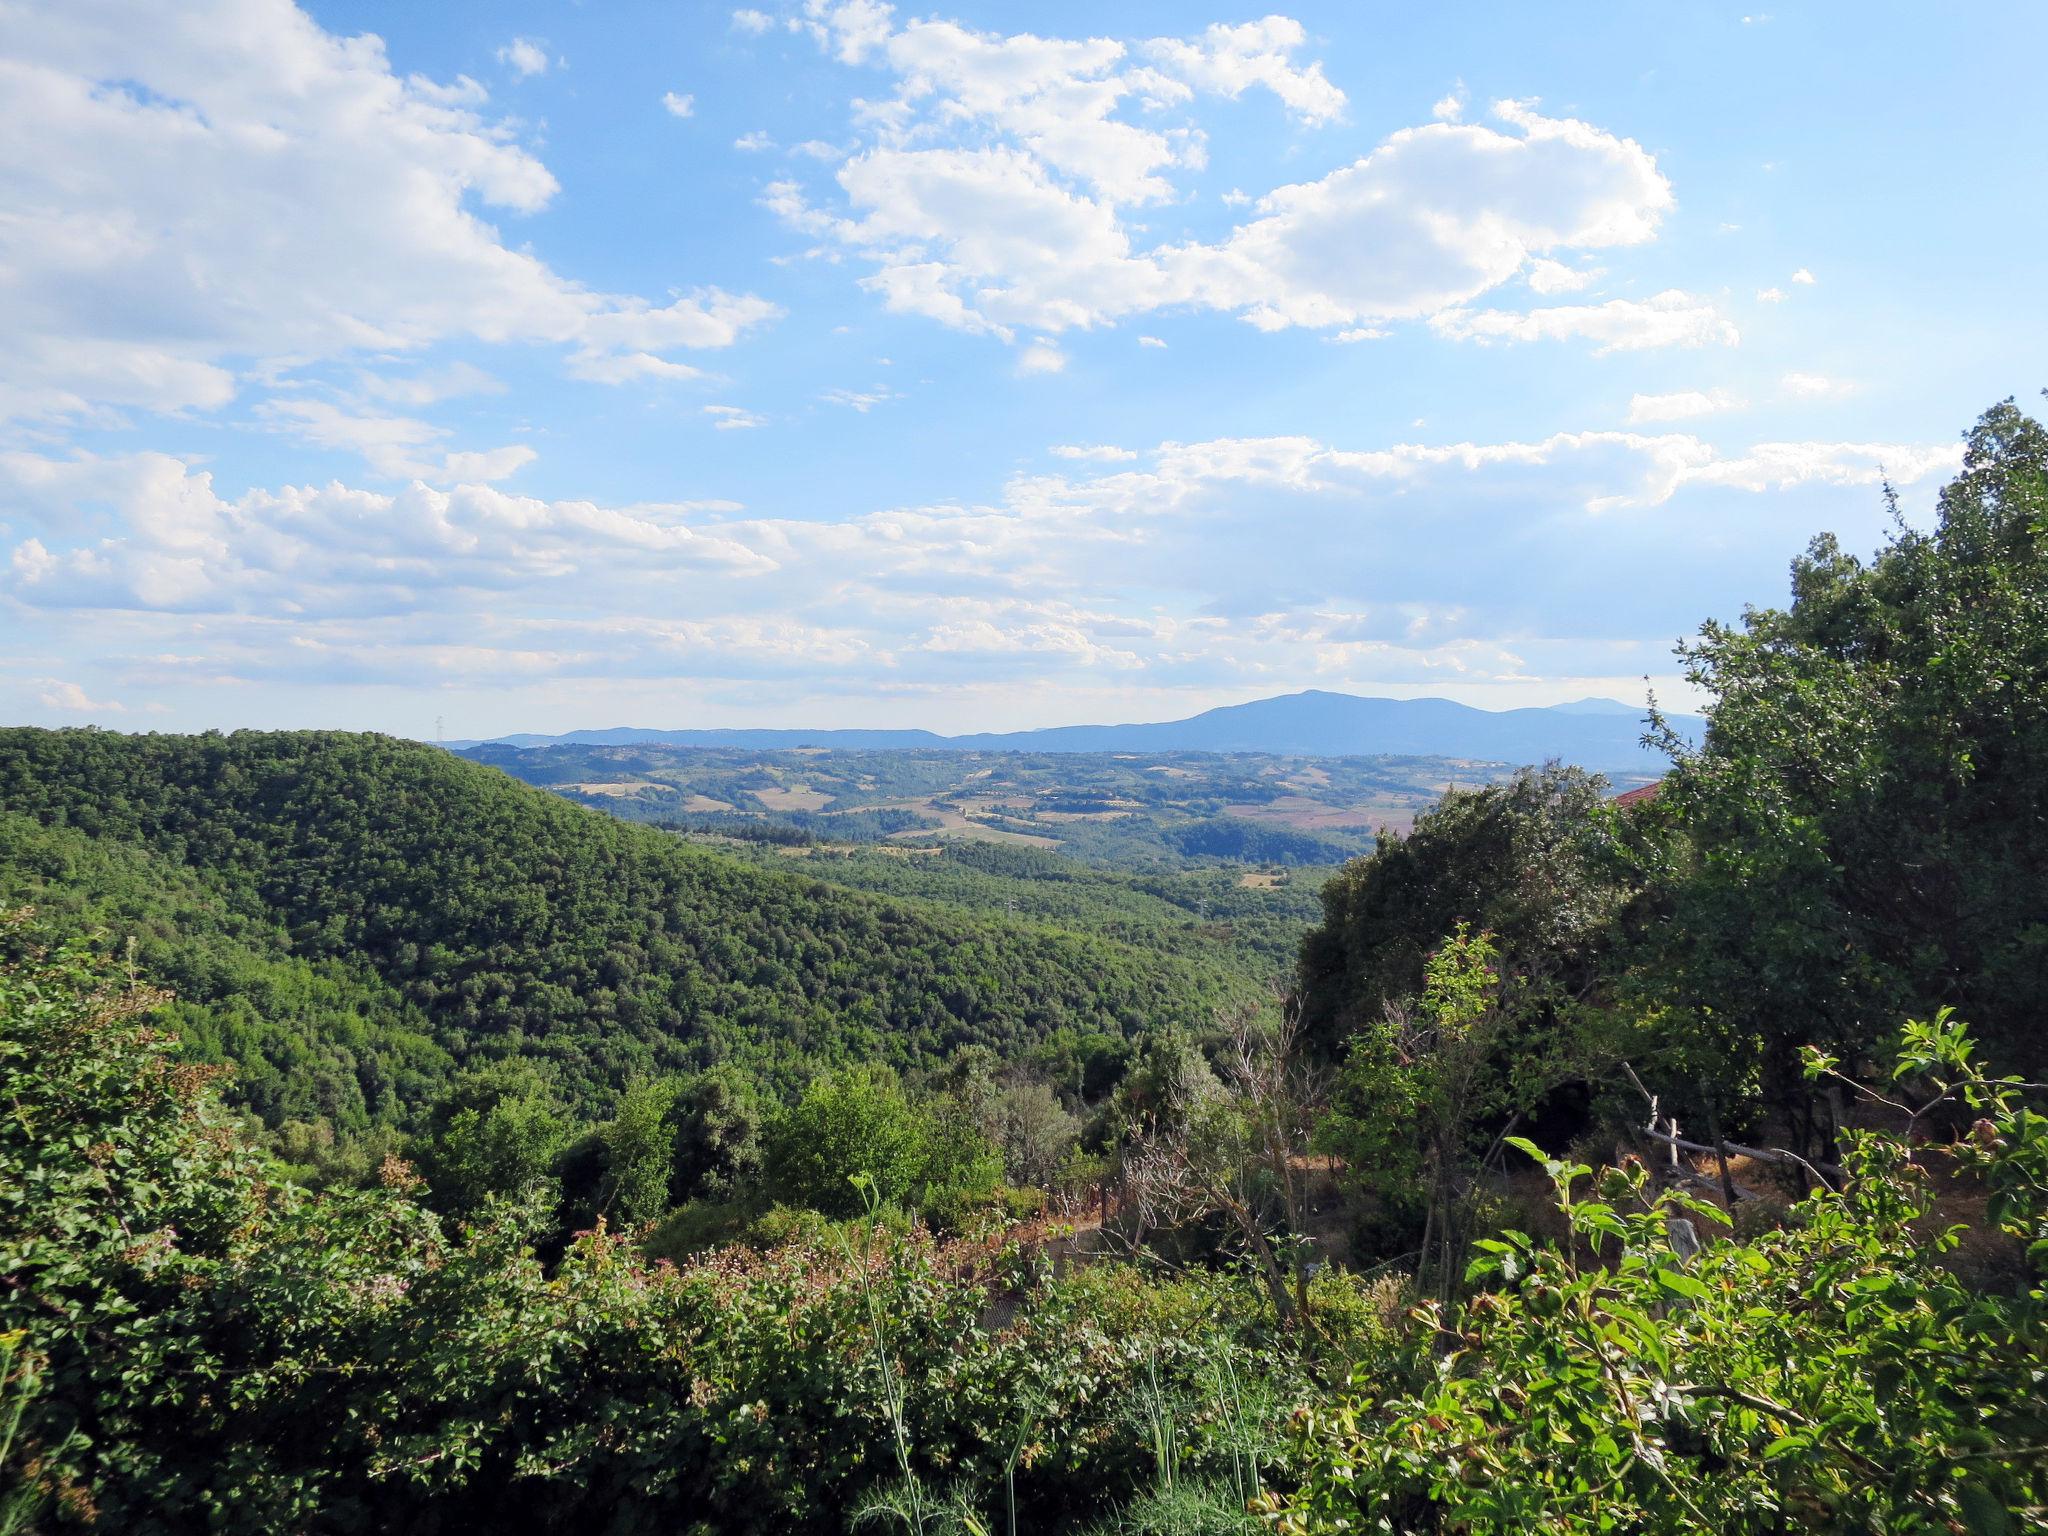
[0,731,1255,1129]
[4,402,2047,1535]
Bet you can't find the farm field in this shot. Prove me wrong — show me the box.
[455,742,1617,870]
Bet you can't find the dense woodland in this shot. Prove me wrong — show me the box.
[0,735,1264,1133]
[2,401,2047,1532]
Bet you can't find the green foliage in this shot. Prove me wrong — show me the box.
[1297,764,1626,1056]
[598,1078,681,1226]
[1162,819,1363,867]
[765,1066,928,1216]
[670,1062,769,1202]
[1644,398,2048,1104]
[1316,927,1512,1278]
[0,923,1315,1533]
[761,1067,1004,1227]
[0,729,1249,1129]
[1275,1022,2048,1534]
[409,1060,572,1218]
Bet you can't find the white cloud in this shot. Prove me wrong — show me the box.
[821,387,895,411]
[1137,335,1167,348]
[1757,286,1787,303]
[497,37,550,78]
[2,427,1963,704]
[357,363,505,407]
[0,1,779,429]
[1526,258,1603,294]
[662,91,695,117]
[1791,267,1816,284]
[260,399,536,482]
[772,80,1676,348]
[1331,327,1387,343]
[735,129,776,151]
[1780,371,1854,399]
[705,404,767,429]
[1431,87,1466,122]
[1016,342,1068,376]
[1627,388,1745,423]
[1142,16,1346,125]
[38,679,126,713]
[442,446,539,482]
[1431,292,1739,353]
[732,9,773,35]
[1051,444,1137,461]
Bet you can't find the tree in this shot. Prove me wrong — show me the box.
[986,1078,1081,1188]
[764,1067,926,1217]
[1642,398,2048,1139]
[1316,927,1516,1292]
[1122,1005,1324,1327]
[597,1079,679,1226]
[410,1062,570,1218]
[1297,764,1630,1059]
[670,1064,767,1202]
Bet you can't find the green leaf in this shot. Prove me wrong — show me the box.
[1958,1482,2014,1536]
[1654,1270,1710,1301]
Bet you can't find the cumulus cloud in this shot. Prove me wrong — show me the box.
[766,9,1685,353]
[1142,16,1346,124]
[2,425,1962,709]
[1526,258,1603,294]
[662,90,695,117]
[0,0,778,431]
[497,37,550,77]
[1051,444,1138,461]
[38,679,127,712]
[731,9,773,35]
[1016,342,1068,376]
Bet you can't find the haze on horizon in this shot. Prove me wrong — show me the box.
[4,1,2044,741]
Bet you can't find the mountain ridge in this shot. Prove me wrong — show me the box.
[448,689,1697,772]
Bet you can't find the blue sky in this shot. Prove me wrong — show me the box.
[3,0,2044,738]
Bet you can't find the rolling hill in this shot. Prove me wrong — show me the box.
[451,689,1696,772]
[0,728,1258,1130]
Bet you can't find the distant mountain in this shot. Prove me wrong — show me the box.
[451,690,1698,772]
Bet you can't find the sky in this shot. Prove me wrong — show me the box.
[3,0,2045,739]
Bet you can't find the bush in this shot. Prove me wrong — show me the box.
[1273,1017,2048,1534]
[0,919,1317,1533]
[764,1066,927,1216]
[641,1198,756,1263]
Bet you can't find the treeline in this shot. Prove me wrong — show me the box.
[703,837,1327,977]
[1297,398,2048,1274]
[0,732,1255,1132]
